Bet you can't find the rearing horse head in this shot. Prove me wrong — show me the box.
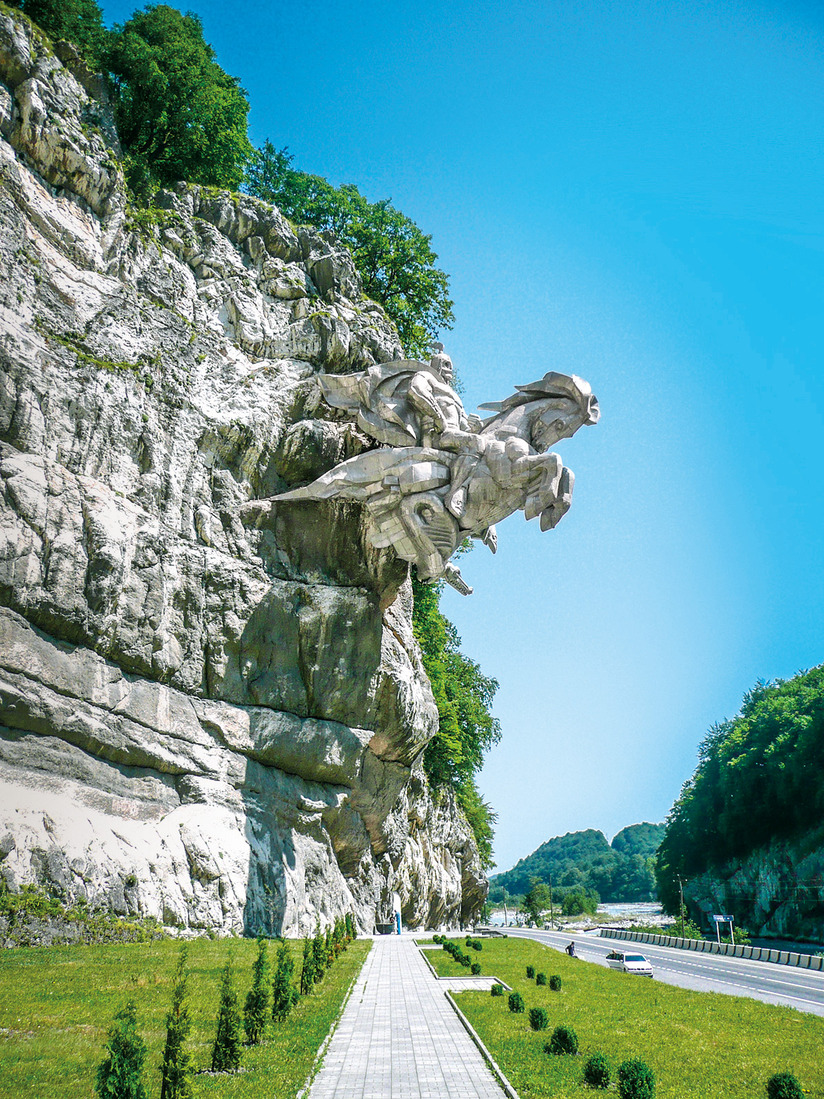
[478,371,600,452]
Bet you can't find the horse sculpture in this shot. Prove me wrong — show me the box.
[272,350,599,594]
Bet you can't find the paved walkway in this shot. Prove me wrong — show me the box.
[307,935,507,1099]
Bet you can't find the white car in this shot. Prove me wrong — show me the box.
[605,951,654,977]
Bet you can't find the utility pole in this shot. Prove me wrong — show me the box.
[503,888,508,928]
[677,875,685,937]
[549,875,554,931]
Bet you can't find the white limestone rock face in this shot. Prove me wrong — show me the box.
[0,9,487,934]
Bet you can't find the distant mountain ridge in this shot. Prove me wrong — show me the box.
[489,823,665,904]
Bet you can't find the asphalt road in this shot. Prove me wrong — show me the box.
[505,927,824,1017]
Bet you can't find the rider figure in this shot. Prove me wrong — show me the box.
[566,941,575,957]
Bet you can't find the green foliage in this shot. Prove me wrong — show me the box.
[536,972,547,986]
[95,1000,147,1099]
[655,667,824,914]
[491,982,505,997]
[522,880,553,924]
[210,960,242,1073]
[584,1052,612,1089]
[490,823,664,904]
[562,888,600,916]
[549,974,562,991]
[766,1072,804,1099]
[0,880,165,946]
[245,143,453,359]
[5,0,106,63]
[243,938,269,1045]
[508,991,525,1014]
[311,922,326,983]
[105,5,252,196]
[526,965,535,979]
[158,970,191,1096]
[411,575,500,864]
[271,941,298,1021]
[546,1024,578,1056]
[529,1006,549,1031]
[299,939,315,996]
[159,947,192,1099]
[618,1059,655,1099]
[471,962,481,975]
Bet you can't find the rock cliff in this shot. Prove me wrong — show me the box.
[686,835,824,943]
[0,8,486,935]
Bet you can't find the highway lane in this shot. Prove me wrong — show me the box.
[505,928,824,1016]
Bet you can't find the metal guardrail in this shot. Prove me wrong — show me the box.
[600,928,824,970]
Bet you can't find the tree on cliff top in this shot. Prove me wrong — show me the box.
[5,0,106,64]
[105,5,252,195]
[245,142,454,359]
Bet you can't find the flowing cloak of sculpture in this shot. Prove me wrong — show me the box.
[273,347,600,594]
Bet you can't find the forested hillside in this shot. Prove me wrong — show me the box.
[489,823,664,905]
[655,667,824,924]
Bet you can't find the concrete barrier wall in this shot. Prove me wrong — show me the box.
[599,928,824,971]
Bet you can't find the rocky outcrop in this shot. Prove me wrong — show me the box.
[686,835,824,943]
[0,9,486,934]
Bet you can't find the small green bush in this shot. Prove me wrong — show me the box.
[471,962,481,975]
[491,982,504,997]
[766,1073,804,1099]
[95,1000,147,1099]
[529,1007,549,1031]
[546,1025,578,1056]
[618,1058,655,1099]
[508,991,525,1014]
[584,1052,611,1089]
[472,940,483,951]
[536,972,547,986]
[549,974,562,991]
[526,965,535,979]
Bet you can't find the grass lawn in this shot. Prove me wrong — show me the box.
[442,937,824,1099]
[0,936,370,1099]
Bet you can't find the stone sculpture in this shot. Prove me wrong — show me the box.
[275,348,599,594]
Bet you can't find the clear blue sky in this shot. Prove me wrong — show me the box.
[103,0,824,872]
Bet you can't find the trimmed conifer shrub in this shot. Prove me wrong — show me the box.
[766,1073,804,1099]
[210,962,242,1073]
[243,938,269,1046]
[508,991,525,1013]
[618,1058,655,1099]
[311,922,326,983]
[471,962,481,975]
[472,939,483,950]
[536,972,547,986]
[272,941,299,1020]
[529,1007,549,1031]
[159,948,193,1099]
[549,974,562,991]
[584,1053,611,1089]
[299,938,315,996]
[95,1000,148,1099]
[526,965,535,979]
[491,982,504,997]
[546,1025,578,1056]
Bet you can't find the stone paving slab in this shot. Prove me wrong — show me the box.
[307,935,508,1099]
